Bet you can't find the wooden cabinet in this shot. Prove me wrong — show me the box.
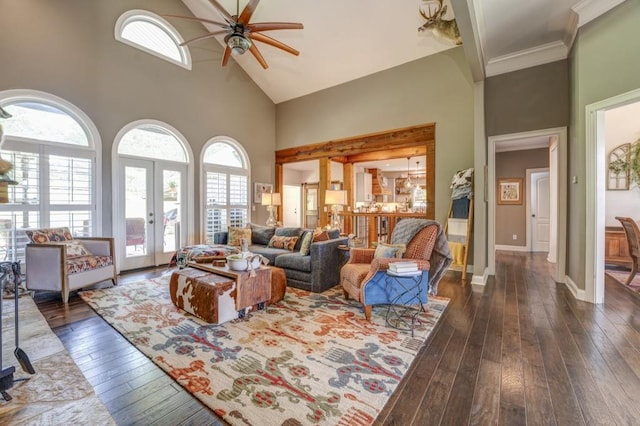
[605,226,632,268]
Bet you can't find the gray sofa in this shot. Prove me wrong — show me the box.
[214,224,348,293]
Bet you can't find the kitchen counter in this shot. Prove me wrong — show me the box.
[339,211,429,247]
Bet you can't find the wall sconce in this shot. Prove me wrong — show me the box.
[261,192,281,226]
[325,189,347,230]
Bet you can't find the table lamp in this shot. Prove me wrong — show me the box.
[262,192,281,227]
[325,189,347,230]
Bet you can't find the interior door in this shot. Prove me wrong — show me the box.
[119,158,186,270]
[531,171,550,252]
[283,185,301,226]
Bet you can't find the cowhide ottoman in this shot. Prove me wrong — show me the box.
[169,267,238,324]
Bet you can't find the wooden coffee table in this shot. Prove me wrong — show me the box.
[187,262,272,317]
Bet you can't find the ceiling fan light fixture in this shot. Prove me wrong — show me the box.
[226,33,251,55]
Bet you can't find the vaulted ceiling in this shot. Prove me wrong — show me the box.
[180,0,626,104]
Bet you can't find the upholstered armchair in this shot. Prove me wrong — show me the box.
[25,227,117,303]
[340,219,451,320]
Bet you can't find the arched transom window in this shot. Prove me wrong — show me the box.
[115,10,192,70]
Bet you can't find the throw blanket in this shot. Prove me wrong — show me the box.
[391,218,453,295]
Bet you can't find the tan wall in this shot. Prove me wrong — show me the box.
[569,0,640,288]
[275,47,475,225]
[0,0,277,236]
[495,148,549,246]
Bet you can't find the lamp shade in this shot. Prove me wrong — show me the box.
[325,190,347,205]
[261,192,281,206]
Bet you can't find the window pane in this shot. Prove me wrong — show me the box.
[0,211,40,263]
[49,211,92,237]
[203,142,243,167]
[163,170,181,253]
[2,150,39,205]
[206,172,227,206]
[229,174,247,205]
[118,125,187,162]
[205,208,227,242]
[50,155,92,205]
[230,208,247,228]
[122,20,182,62]
[1,103,89,146]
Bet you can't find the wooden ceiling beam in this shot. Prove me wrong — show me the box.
[345,145,428,163]
[275,123,434,164]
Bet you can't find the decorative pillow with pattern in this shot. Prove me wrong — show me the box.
[373,242,406,259]
[228,227,252,246]
[268,235,299,251]
[25,227,74,243]
[298,231,314,255]
[312,230,330,242]
[58,240,93,258]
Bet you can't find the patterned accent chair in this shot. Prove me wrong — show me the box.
[615,216,640,286]
[25,227,117,303]
[340,219,439,320]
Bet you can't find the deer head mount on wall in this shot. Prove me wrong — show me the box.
[418,0,463,45]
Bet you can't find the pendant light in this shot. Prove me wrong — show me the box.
[415,160,421,188]
[404,157,413,188]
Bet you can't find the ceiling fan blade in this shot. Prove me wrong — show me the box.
[249,44,269,69]
[208,0,234,23]
[221,46,232,66]
[162,14,228,28]
[248,22,304,32]
[180,30,228,46]
[248,32,300,56]
[238,0,261,25]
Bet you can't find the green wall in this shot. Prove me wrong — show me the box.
[276,47,475,225]
[569,0,640,287]
[0,0,277,237]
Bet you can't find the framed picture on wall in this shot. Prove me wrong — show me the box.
[254,182,273,204]
[497,178,523,205]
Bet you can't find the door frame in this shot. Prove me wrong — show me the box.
[585,87,640,304]
[526,168,549,252]
[488,127,567,284]
[112,120,194,273]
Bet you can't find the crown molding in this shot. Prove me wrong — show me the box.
[572,0,627,27]
[485,41,568,77]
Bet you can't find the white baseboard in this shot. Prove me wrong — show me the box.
[495,244,529,252]
[471,268,488,286]
[565,275,586,301]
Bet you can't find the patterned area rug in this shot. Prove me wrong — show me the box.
[605,269,640,290]
[80,276,449,425]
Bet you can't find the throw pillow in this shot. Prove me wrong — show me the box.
[373,242,406,259]
[228,227,251,247]
[248,223,276,246]
[274,227,302,238]
[25,227,74,243]
[61,240,93,258]
[268,235,299,251]
[298,231,313,256]
[312,230,330,242]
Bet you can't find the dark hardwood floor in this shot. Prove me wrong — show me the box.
[33,252,640,425]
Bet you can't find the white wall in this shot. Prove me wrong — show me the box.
[605,101,640,226]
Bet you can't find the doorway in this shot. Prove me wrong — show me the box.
[119,158,187,270]
[586,88,640,304]
[488,127,567,284]
[283,185,301,227]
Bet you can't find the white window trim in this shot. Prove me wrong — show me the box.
[114,9,192,70]
[0,89,102,234]
[201,136,252,242]
[112,119,194,271]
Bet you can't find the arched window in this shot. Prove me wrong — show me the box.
[0,90,101,262]
[202,139,250,242]
[115,10,192,70]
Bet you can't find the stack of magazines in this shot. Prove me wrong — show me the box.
[388,261,420,275]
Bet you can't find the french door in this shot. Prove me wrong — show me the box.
[119,158,186,270]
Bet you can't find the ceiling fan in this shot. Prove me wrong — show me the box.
[164,0,303,69]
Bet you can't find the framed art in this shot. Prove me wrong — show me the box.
[254,182,273,204]
[497,178,523,205]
